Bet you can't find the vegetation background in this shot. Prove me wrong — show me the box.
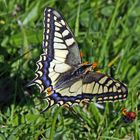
[0,0,140,139]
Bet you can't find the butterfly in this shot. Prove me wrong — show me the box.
[29,8,128,112]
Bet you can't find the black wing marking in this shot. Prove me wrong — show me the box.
[43,8,81,66]
[41,8,82,88]
[30,8,82,92]
[29,8,128,111]
[82,72,128,102]
[41,72,128,111]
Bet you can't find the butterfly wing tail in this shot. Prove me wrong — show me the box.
[40,98,56,113]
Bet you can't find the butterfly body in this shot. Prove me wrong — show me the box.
[30,8,128,111]
[73,63,94,75]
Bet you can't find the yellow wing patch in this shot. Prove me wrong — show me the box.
[56,80,82,96]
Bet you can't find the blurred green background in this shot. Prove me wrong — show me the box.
[0,0,140,139]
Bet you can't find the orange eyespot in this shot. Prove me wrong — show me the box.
[45,86,53,95]
[47,87,52,92]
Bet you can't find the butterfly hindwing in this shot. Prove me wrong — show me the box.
[82,72,128,103]
[41,72,128,111]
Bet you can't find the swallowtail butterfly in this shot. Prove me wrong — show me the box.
[29,8,128,112]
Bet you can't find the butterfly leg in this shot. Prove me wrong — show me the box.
[80,61,89,66]
[83,62,99,74]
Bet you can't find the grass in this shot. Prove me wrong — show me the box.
[0,0,140,139]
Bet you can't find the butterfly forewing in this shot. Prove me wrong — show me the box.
[32,8,82,92]
[43,8,81,66]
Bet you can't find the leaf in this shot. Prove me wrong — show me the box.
[0,134,6,140]
[23,2,40,25]
[101,5,115,17]
[80,11,89,27]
